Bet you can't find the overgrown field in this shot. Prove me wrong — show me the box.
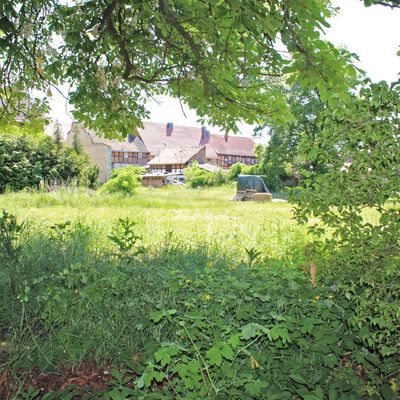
[0,187,398,399]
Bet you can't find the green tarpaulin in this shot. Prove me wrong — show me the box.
[237,175,270,193]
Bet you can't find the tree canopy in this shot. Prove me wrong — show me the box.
[1,0,357,136]
[294,79,400,269]
[363,0,400,8]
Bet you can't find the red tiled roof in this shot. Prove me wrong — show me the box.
[137,122,255,159]
[210,134,256,157]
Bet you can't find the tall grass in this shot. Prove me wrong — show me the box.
[0,187,306,261]
[0,192,309,371]
[1,187,398,399]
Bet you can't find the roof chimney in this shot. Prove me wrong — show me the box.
[201,126,207,140]
[224,132,229,142]
[128,134,135,143]
[166,122,173,136]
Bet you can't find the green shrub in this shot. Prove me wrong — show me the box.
[227,162,246,181]
[0,134,99,192]
[208,168,228,186]
[185,162,229,188]
[184,162,212,188]
[101,166,144,195]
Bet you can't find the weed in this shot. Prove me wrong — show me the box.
[108,217,144,258]
[0,209,25,260]
[244,246,262,268]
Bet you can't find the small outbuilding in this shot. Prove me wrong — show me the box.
[141,173,184,188]
[147,145,206,173]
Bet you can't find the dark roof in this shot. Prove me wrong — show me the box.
[148,146,204,165]
[138,122,255,158]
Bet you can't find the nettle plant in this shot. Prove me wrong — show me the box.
[294,80,400,271]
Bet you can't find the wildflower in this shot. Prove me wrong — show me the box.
[312,295,321,302]
[203,293,213,301]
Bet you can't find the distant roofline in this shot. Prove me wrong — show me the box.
[141,121,255,140]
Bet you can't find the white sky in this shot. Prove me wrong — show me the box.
[49,0,400,139]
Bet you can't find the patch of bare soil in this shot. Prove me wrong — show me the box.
[0,361,134,399]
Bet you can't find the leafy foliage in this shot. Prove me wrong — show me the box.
[52,122,63,150]
[108,217,144,258]
[0,134,99,192]
[255,85,327,190]
[227,162,247,182]
[0,205,398,399]
[184,162,212,188]
[101,166,144,195]
[184,162,228,188]
[294,80,400,271]
[0,0,357,135]
[0,208,25,260]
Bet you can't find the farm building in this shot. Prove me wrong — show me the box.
[147,145,205,173]
[66,122,256,182]
[66,124,150,182]
[138,122,256,168]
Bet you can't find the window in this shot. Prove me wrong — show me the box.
[112,151,123,163]
[112,151,146,165]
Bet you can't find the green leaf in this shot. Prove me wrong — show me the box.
[303,394,323,400]
[220,342,234,360]
[290,374,309,386]
[328,388,338,400]
[245,380,269,396]
[206,346,223,366]
[149,311,164,322]
[300,318,314,334]
[154,345,179,367]
[268,325,291,344]
[228,334,241,349]
[240,323,267,340]
[380,384,395,400]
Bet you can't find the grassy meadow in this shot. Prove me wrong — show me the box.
[0,186,305,262]
[0,187,398,399]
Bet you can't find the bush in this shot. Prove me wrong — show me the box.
[101,166,144,195]
[208,168,228,186]
[184,162,228,188]
[0,134,99,192]
[227,162,246,182]
[184,162,212,188]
